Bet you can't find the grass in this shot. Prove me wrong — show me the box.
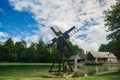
[97,70,120,79]
[0,63,119,80]
[0,71,119,80]
[0,62,52,65]
[0,76,118,80]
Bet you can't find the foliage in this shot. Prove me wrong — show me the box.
[0,38,84,62]
[72,70,84,77]
[65,40,84,58]
[99,0,120,59]
[99,41,120,59]
[1,38,15,61]
[14,40,27,62]
[49,43,58,61]
[104,0,120,41]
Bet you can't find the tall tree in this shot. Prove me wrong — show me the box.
[25,43,37,62]
[0,41,4,61]
[15,40,27,62]
[99,41,120,59]
[3,38,16,61]
[36,40,51,62]
[98,44,109,52]
[49,40,84,59]
[104,0,120,41]
[0,38,84,62]
[66,40,84,58]
[102,0,120,59]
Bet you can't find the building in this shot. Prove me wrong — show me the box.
[86,51,117,63]
[69,54,85,64]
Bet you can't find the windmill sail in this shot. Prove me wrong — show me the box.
[50,25,62,36]
[63,26,78,39]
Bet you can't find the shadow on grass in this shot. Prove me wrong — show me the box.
[96,70,120,79]
[0,71,119,80]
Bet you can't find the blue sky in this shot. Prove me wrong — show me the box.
[0,0,116,51]
[0,0,38,39]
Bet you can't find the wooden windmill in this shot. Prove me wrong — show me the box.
[48,25,78,73]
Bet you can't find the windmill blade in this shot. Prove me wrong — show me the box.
[46,37,57,48]
[50,25,62,36]
[63,26,78,39]
[51,37,57,43]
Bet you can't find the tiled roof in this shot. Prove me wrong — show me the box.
[89,51,117,58]
[69,54,85,60]
[79,54,86,59]
[69,55,77,60]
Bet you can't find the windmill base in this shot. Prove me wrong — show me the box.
[49,58,74,73]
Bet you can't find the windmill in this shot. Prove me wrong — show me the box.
[48,25,78,73]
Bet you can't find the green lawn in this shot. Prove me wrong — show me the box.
[0,71,119,80]
[0,63,119,80]
[97,70,120,79]
[0,63,52,65]
[0,76,118,80]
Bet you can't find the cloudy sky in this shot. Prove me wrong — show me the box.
[0,0,116,51]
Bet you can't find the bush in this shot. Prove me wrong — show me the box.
[72,70,84,77]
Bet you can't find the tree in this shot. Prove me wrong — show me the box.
[103,0,120,59]
[3,38,16,61]
[49,43,58,62]
[0,38,84,62]
[35,40,51,62]
[0,41,4,61]
[49,40,84,59]
[104,0,120,41]
[66,40,84,58]
[98,44,108,52]
[99,41,120,59]
[25,43,37,62]
[15,40,27,62]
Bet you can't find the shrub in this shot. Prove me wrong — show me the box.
[72,70,84,77]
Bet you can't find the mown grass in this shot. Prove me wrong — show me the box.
[0,71,119,80]
[0,63,52,65]
[97,70,120,79]
[0,76,118,80]
[0,63,119,80]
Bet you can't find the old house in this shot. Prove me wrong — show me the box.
[86,51,117,63]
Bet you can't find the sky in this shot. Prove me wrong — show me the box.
[0,0,116,51]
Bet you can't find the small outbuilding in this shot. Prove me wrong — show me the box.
[86,51,117,63]
[69,54,85,64]
[78,54,86,63]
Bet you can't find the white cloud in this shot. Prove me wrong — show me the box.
[0,32,8,42]
[25,35,39,43]
[0,32,8,37]
[9,0,116,51]
[12,36,21,43]
[24,35,39,47]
